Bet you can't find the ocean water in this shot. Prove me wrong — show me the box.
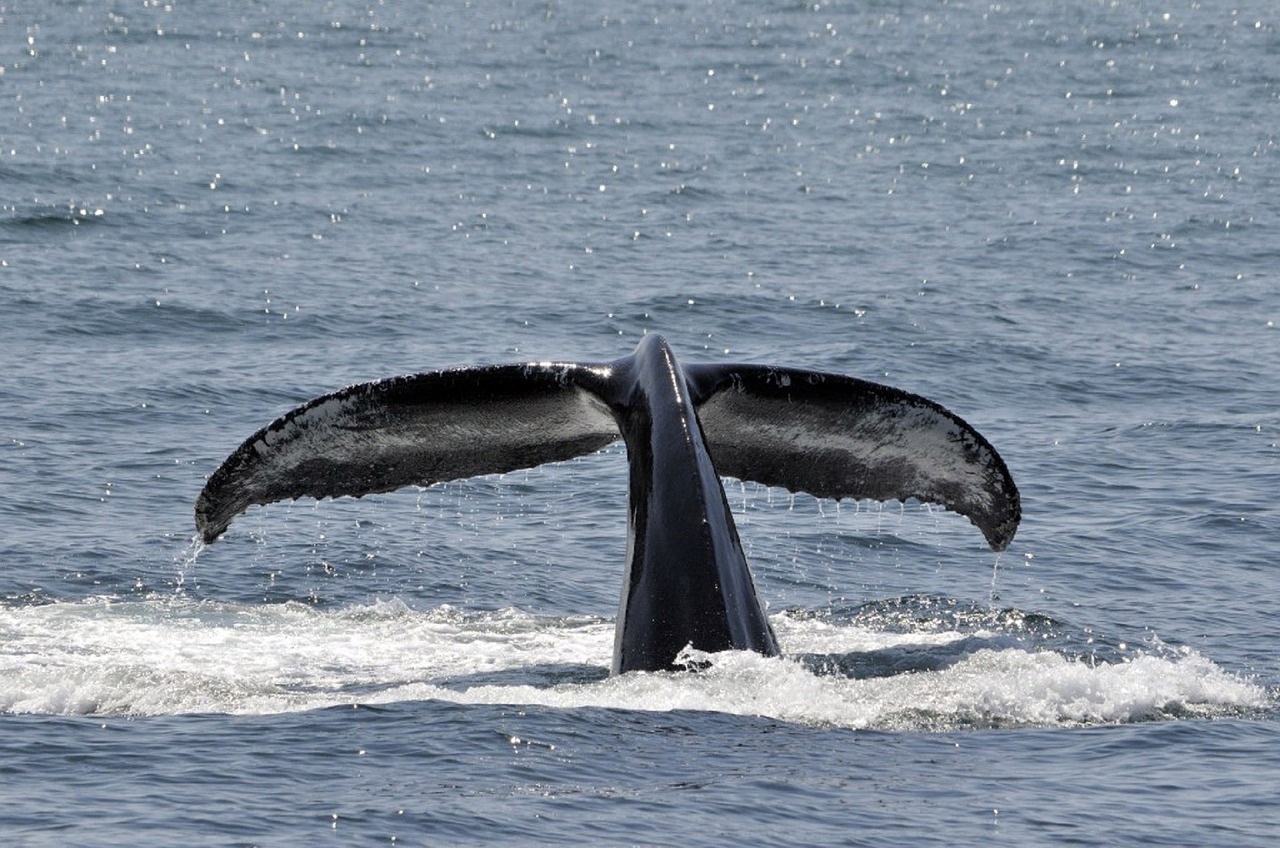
[2,0,1277,845]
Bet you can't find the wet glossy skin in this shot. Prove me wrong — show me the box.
[603,335,778,673]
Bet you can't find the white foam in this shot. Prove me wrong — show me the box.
[0,597,1268,728]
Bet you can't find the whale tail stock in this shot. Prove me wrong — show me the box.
[194,336,1019,672]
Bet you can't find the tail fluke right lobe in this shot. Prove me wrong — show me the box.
[685,363,1021,551]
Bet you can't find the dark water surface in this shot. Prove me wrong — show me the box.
[2,1,1277,845]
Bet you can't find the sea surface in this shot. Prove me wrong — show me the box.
[2,1,1277,845]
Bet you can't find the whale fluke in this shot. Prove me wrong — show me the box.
[195,364,619,545]
[685,364,1020,551]
[196,335,1020,672]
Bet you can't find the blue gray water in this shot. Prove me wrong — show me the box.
[2,1,1277,845]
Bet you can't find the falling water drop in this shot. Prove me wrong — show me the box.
[174,534,206,592]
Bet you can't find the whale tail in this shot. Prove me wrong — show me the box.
[195,336,1019,673]
[196,353,1019,551]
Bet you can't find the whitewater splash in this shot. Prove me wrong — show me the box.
[0,597,1267,728]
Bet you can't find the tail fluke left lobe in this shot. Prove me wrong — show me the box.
[195,363,619,543]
